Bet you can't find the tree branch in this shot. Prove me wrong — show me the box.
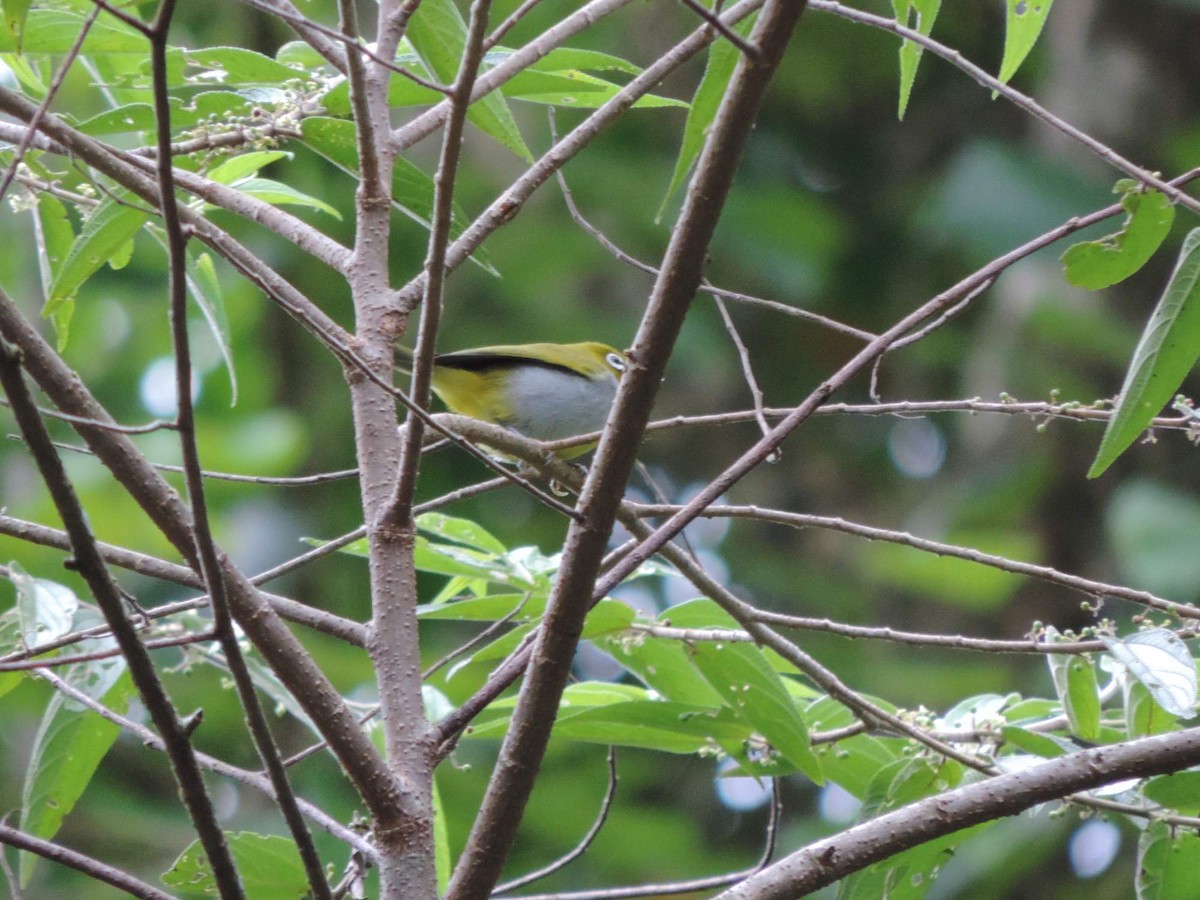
[715,727,1200,898]
[444,3,810,895]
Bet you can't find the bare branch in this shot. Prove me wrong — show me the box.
[0,822,173,900]
[445,3,810,895]
[715,727,1200,898]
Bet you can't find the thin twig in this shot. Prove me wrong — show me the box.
[810,0,1200,217]
[504,776,782,900]
[628,502,1200,621]
[0,822,172,900]
[482,0,546,50]
[676,0,758,57]
[422,594,531,680]
[631,622,1110,656]
[549,113,877,343]
[494,746,620,894]
[36,669,378,862]
[714,297,774,448]
[150,0,326,887]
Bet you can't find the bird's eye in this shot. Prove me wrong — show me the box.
[606,351,626,372]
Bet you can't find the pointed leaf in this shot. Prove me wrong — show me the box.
[187,249,237,404]
[892,0,940,120]
[668,600,822,781]
[47,190,150,308]
[34,193,73,287]
[20,663,131,886]
[204,150,291,185]
[1047,646,1100,741]
[417,512,507,555]
[998,0,1054,86]
[407,0,531,160]
[1089,228,1200,477]
[659,15,755,219]
[228,177,342,218]
[298,116,493,272]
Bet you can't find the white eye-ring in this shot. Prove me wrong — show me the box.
[606,351,626,372]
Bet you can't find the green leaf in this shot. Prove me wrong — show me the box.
[3,0,30,52]
[533,47,642,76]
[601,630,727,707]
[501,67,686,110]
[862,756,963,817]
[668,600,822,781]
[807,698,902,798]
[407,0,531,160]
[20,663,132,886]
[298,117,493,272]
[276,41,330,72]
[1144,771,1200,812]
[1137,820,1200,900]
[0,607,28,699]
[1000,725,1070,758]
[184,46,306,86]
[187,250,237,404]
[417,512,507,555]
[1062,183,1174,290]
[228,177,342,219]
[891,0,940,120]
[839,823,988,900]
[1089,228,1200,477]
[163,832,308,899]
[418,593,540,621]
[0,9,144,54]
[35,193,73,283]
[1125,679,1177,738]
[204,150,291,185]
[998,0,1054,86]
[432,775,450,895]
[658,15,755,220]
[414,535,504,579]
[1101,629,1197,719]
[468,685,750,754]
[47,190,150,309]
[74,93,258,137]
[1045,637,1100,740]
[10,563,77,649]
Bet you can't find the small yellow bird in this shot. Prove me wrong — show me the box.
[395,342,628,457]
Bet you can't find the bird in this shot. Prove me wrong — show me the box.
[394,341,628,457]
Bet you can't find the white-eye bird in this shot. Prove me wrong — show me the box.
[394,342,628,458]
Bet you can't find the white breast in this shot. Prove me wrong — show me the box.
[503,366,618,441]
